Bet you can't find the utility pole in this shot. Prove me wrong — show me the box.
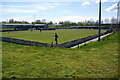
[98,0,101,42]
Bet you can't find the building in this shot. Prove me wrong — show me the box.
[2,24,47,30]
[33,24,47,30]
[70,26,99,29]
[48,24,63,27]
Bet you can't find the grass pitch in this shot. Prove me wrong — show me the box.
[2,31,119,78]
[2,29,104,44]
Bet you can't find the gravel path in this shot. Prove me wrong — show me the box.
[71,32,113,48]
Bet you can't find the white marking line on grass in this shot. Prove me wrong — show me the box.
[71,32,113,48]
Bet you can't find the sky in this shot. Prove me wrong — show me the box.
[1,0,119,23]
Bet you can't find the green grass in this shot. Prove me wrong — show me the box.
[2,31,119,78]
[0,28,14,30]
[2,29,104,44]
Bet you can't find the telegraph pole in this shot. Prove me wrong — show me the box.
[98,0,101,42]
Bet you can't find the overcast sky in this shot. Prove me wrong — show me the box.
[1,0,119,23]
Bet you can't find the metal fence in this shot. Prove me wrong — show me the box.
[55,32,107,48]
[1,30,112,48]
[1,37,51,47]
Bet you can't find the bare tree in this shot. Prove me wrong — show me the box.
[9,19,14,23]
[111,17,117,23]
[104,18,109,23]
[42,19,46,23]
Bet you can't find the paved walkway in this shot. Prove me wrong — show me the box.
[71,32,113,48]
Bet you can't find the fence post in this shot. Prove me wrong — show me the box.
[51,42,53,47]
[78,44,79,48]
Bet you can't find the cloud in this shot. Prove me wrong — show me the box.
[2,0,119,2]
[61,10,70,13]
[106,4,117,12]
[81,2,91,6]
[1,3,65,14]
[50,16,99,23]
[3,8,38,13]
[2,4,38,13]
[95,0,119,3]
[95,0,108,3]
[1,15,35,22]
[37,3,62,9]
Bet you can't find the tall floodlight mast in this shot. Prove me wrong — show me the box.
[117,1,120,27]
[98,0,101,42]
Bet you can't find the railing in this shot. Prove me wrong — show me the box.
[1,30,113,48]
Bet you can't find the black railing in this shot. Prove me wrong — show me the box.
[1,29,113,48]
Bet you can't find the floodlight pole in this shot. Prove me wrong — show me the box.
[117,1,120,27]
[98,0,101,42]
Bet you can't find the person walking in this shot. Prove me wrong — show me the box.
[54,33,58,45]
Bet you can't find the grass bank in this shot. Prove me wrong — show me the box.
[2,31,119,78]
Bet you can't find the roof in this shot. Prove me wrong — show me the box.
[3,24,33,26]
[3,24,46,26]
[34,24,46,26]
[71,26,98,28]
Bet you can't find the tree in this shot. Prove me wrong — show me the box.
[111,17,117,23]
[35,20,41,24]
[59,21,64,24]
[42,19,46,23]
[48,21,53,24]
[78,22,83,26]
[89,19,95,25]
[31,20,46,24]
[104,18,109,23]
[8,19,29,24]
[21,21,29,24]
[2,21,7,24]
[9,19,14,23]
[71,22,77,26]
[83,20,88,26]
[63,21,71,27]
